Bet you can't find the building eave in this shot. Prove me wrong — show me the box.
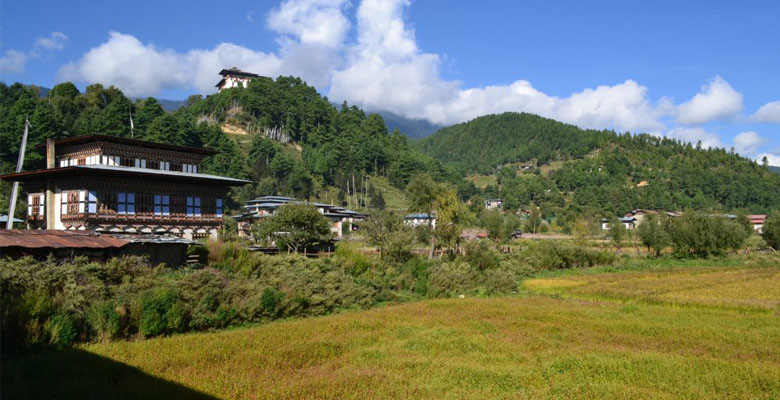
[0,165,251,186]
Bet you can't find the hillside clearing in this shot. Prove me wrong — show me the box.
[5,264,780,400]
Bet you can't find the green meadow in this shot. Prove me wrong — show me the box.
[5,262,780,399]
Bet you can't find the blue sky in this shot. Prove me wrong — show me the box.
[2,0,779,164]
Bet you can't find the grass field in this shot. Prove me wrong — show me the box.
[5,263,780,399]
[525,264,780,311]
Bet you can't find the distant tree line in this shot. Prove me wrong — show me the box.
[418,112,780,215]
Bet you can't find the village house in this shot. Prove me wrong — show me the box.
[235,196,366,239]
[484,198,504,210]
[215,67,267,92]
[747,214,767,233]
[0,135,250,240]
[404,213,436,229]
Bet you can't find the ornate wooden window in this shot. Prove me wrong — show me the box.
[147,160,160,170]
[61,191,81,215]
[169,162,183,172]
[27,193,44,217]
[136,193,154,215]
[154,195,170,216]
[120,157,135,167]
[77,157,86,166]
[171,195,186,216]
[87,191,97,213]
[186,197,201,217]
[98,192,118,214]
[117,192,135,215]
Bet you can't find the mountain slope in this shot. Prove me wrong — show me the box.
[377,111,443,139]
[418,112,780,213]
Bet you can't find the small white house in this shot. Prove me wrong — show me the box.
[404,213,436,229]
[484,198,504,210]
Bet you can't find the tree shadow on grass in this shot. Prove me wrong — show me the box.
[2,347,219,400]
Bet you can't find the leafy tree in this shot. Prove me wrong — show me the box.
[525,207,543,235]
[257,204,332,254]
[405,174,443,259]
[361,210,404,260]
[609,217,626,250]
[369,189,386,210]
[763,212,780,250]
[636,214,670,256]
[667,213,750,257]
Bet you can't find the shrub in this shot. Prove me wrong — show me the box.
[48,313,78,349]
[140,289,188,338]
[668,213,750,257]
[763,212,780,250]
[87,302,121,342]
[461,241,500,271]
[520,241,616,270]
[260,288,284,317]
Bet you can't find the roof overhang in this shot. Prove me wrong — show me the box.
[0,165,251,186]
[38,134,219,156]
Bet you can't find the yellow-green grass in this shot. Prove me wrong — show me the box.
[366,175,410,212]
[525,264,780,311]
[6,294,780,399]
[466,174,497,189]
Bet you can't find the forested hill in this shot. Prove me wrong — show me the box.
[418,112,780,214]
[0,80,468,217]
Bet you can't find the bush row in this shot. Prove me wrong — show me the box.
[1,240,617,349]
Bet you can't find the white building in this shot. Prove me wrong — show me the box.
[215,67,264,92]
[404,213,436,229]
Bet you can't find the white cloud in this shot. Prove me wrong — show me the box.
[751,101,780,124]
[0,50,27,74]
[0,32,68,75]
[58,0,351,96]
[267,0,350,48]
[676,76,742,124]
[666,127,724,149]
[246,10,254,22]
[757,152,780,167]
[55,0,766,154]
[328,0,666,131]
[59,32,286,97]
[34,32,69,52]
[733,131,768,155]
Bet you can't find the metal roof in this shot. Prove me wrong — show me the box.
[405,213,435,219]
[0,230,129,249]
[219,68,261,78]
[0,164,250,186]
[0,214,23,224]
[108,234,198,245]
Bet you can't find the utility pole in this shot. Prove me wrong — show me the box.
[130,110,135,138]
[6,116,30,229]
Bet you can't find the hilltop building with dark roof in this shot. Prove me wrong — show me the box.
[0,134,249,240]
[215,67,267,92]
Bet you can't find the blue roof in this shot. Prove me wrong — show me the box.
[405,213,435,219]
[0,214,23,224]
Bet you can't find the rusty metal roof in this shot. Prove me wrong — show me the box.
[0,230,129,249]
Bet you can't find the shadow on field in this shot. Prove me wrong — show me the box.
[1,348,218,400]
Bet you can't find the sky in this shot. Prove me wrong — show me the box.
[1,0,779,165]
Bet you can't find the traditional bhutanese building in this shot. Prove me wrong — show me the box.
[215,67,265,92]
[0,134,249,240]
[235,196,366,239]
